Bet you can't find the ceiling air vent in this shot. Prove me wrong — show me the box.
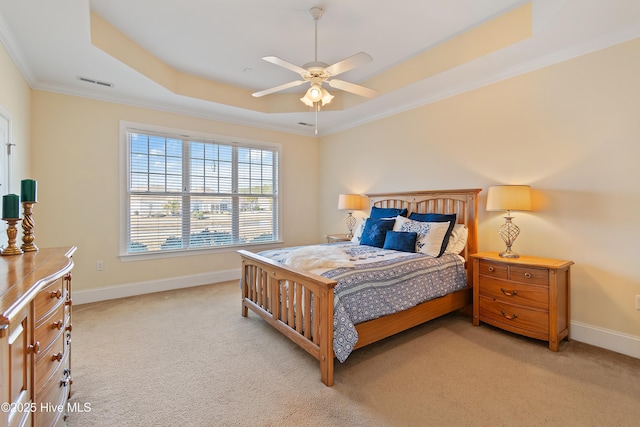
[77,76,114,88]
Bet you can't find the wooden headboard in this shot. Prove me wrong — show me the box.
[366,189,481,283]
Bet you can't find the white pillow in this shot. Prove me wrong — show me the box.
[350,218,368,243]
[393,216,451,257]
[445,224,468,254]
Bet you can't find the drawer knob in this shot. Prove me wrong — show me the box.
[524,272,532,278]
[65,298,73,307]
[488,267,494,272]
[50,289,62,299]
[52,320,64,330]
[500,310,518,320]
[500,288,518,297]
[28,341,40,354]
[65,323,73,332]
[51,351,64,362]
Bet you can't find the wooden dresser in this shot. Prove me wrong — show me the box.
[0,246,76,427]
[471,252,573,351]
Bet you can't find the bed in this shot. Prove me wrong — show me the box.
[238,188,481,386]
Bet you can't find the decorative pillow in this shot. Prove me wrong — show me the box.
[360,218,395,248]
[445,224,468,254]
[383,231,417,253]
[350,218,367,243]
[370,206,408,219]
[408,213,457,257]
[393,216,451,257]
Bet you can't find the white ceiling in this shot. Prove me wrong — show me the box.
[0,0,639,137]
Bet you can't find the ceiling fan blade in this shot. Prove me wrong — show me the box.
[324,52,373,77]
[252,80,306,97]
[262,56,308,75]
[328,79,378,98]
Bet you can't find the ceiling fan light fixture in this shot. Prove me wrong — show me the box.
[301,84,333,106]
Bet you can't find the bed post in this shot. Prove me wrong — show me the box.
[319,286,334,386]
[241,258,249,317]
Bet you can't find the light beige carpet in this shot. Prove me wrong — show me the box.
[67,281,640,427]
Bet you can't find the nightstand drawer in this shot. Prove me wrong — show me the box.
[478,260,508,279]
[510,266,548,286]
[478,276,549,310]
[479,296,549,335]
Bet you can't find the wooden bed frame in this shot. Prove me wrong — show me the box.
[238,188,481,386]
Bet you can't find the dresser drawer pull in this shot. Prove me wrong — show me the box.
[65,298,73,307]
[50,289,62,299]
[28,341,40,354]
[52,320,64,330]
[65,323,73,332]
[488,267,494,272]
[51,351,64,362]
[500,310,518,320]
[500,288,518,297]
[524,272,532,278]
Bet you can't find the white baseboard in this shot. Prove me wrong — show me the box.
[73,269,241,305]
[571,320,640,359]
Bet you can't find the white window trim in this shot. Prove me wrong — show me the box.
[118,121,282,260]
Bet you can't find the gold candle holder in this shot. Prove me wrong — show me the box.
[2,218,23,256]
[21,202,38,252]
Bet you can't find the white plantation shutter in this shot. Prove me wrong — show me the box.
[126,129,279,254]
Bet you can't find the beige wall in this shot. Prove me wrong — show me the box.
[29,92,319,292]
[0,40,31,248]
[320,37,640,338]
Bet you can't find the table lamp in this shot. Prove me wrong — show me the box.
[338,194,364,238]
[486,185,532,258]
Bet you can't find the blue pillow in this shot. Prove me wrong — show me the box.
[383,231,417,253]
[370,206,408,219]
[408,213,457,257]
[360,218,395,248]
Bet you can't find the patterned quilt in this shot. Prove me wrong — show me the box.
[258,242,468,362]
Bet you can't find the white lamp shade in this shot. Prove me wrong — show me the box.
[338,194,364,211]
[486,185,532,212]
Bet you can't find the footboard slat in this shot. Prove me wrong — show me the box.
[239,250,337,386]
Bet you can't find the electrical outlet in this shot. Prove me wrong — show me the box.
[96,261,104,271]
[636,295,640,310]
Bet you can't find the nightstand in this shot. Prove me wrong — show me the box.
[471,252,573,351]
[325,233,351,243]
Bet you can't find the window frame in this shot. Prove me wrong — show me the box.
[119,121,282,260]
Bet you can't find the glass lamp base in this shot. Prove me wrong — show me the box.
[499,250,520,258]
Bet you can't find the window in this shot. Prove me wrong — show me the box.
[123,125,279,255]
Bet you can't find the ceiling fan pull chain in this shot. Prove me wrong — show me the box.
[315,102,319,135]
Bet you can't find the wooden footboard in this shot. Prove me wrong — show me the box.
[239,249,338,386]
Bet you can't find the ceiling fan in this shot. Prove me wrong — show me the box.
[251,6,378,107]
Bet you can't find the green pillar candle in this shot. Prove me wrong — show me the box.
[2,194,20,219]
[21,179,37,202]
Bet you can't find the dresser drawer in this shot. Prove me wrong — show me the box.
[479,296,549,336]
[35,302,65,356]
[478,260,508,279]
[35,277,66,321]
[510,265,548,286]
[35,331,66,394]
[478,276,549,310]
[35,351,70,427]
